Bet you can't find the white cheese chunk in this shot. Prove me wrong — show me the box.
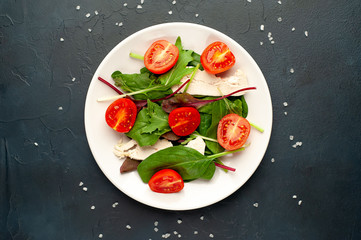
[114,135,173,160]
[171,69,249,96]
[185,136,206,155]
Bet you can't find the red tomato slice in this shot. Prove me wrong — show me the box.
[144,40,179,74]
[148,169,184,193]
[217,113,250,150]
[200,41,236,74]
[105,98,137,133]
[168,107,201,136]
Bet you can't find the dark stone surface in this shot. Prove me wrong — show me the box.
[1,0,361,239]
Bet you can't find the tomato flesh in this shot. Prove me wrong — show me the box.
[217,113,250,150]
[105,98,137,133]
[201,41,236,74]
[168,107,201,136]
[144,40,179,74]
[148,169,184,193]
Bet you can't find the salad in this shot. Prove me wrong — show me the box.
[97,37,262,194]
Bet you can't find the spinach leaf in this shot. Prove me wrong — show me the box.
[241,95,248,118]
[188,52,204,70]
[126,100,171,146]
[137,146,215,182]
[198,113,212,136]
[112,70,172,100]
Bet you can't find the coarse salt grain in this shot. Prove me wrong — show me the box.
[271,158,275,163]
[126,224,131,229]
[289,135,294,140]
[58,106,63,110]
[260,41,264,45]
[76,6,80,10]
[177,219,182,224]
[118,22,123,27]
[91,205,95,210]
[284,111,288,115]
[172,0,176,4]
[296,141,303,146]
[304,31,309,37]
[278,0,282,4]
[277,17,282,22]
[85,13,91,18]
[247,0,251,2]
[162,233,171,238]
[60,38,64,42]
[291,27,296,32]
[260,25,264,31]
[293,195,297,199]
[178,234,181,238]
[253,202,259,208]
[154,221,158,226]
[290,68,295,73]
[72,77,76,82]
[168,10,173,15]
[137,5,142,9]
[141,0,144,4]
[154,227,159,232]
[195,13,199,17]
[94,10,99,15]
[98,234,103,238]
[88,28,92,32]
[298,200,303,205]
[209,233,214,238]
[271,41,275,44]
[200,216,204,220]
[124,3,128,6]
[173,231,178,235]
[79,181,84,186]
[283,102,288,107]
[34,142,39,146]
[194,231,198,234]
[83,187,88,191]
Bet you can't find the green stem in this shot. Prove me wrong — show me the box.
[129,52,144,60]
[193,133,218,143]
[249,122,264,133]
[183,64,199,93]
[207,148,245,159]
[97,86,161,102]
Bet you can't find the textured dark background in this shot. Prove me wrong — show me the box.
[1,0,361,239]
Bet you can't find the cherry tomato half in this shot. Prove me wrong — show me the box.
[217,113,250,150]
[168,107,201,136]
[148,169,184,193]
[144,40,179,74]
[200,41,236,74]
[105,98,137,133]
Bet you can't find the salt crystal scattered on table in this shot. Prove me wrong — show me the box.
[94,10,99,15]
[137,5,142,9]
[247,0,251,2]
[200,215,204,220]
[76,6,80,10]
[278,0,282,4]
[292,27,296,32]
[271,158,275,163]
[126,224,131,229]
[253,202,259,208]
[60,38,64,42]
[154,227,159,232]
[260,41,264,45]
[195,13,199,17]
[34,142,39,147]
[90,205,95,210]
[305,31,309,37]
[154,221,158,226]
[177,234,181,238]
[298,200,303,205]
[293,195,297,199]
[85,13,91,18]
[177,219,182,224]
[284,111,288,115]
[141,0,144,4]
[277,17,282,22]
[88,28,92,32]
[209,233,214,238]
[72,77,76,82]
[124,3,128,7]
[283,102,288,107]
[58,106,63,110]
[173,231,178,235]
[83,187,88,191]
[79,181,84,186]
[98,234,103,238]
[168,10,173,15]
[194,231,198,234]
[289,135,294,140]
[290,68,295,73]
[260,24,264,31]
[172,0,176,4]
[118,22,123,27]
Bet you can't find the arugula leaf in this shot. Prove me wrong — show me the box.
[126,100,171,146]
[137,146,215,182]
[158,37,195,87]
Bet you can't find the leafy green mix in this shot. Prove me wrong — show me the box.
[111,37,250,183]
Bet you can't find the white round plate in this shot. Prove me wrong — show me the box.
[84,22,272,211]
